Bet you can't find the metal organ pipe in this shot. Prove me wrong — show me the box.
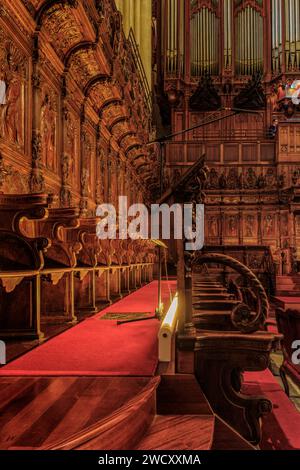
[286,0,290,68]
[201,9,204,75]
[296,0,299,67]
[235,4,264,76]
[291,0,295,69]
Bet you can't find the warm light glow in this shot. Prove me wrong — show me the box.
[162,293,178,333]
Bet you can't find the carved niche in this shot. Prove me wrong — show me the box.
[0,27,27,149]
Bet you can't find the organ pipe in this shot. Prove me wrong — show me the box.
[283,0,300,71]
[164,0,184,76]
[235,3,263,75]
[190,4,219,77]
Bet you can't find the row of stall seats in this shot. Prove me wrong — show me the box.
[0,194,155,341]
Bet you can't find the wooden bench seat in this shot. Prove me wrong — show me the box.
[0,194,51,340]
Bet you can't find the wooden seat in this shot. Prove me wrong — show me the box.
[36,208,81,326]
[69,217,101,318]
[0,194,51,340]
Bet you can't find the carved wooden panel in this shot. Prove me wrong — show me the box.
[224,144,239,162]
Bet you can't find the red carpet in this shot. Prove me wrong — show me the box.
[0,281,176,377]
[243,369,300,450]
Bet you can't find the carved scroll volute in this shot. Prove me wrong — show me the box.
[0,194,51,238]
[192,252,269,333]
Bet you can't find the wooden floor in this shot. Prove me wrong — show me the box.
[0,376,150,450]
[135,415,214,450]
[0,373,256,450]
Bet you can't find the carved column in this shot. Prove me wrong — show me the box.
[107,141,113,204]
[30,34,44,193]
[60,77,72,208]
[96,125,105,205]
[80,108,90,216]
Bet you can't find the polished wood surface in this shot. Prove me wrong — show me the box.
[0,377,151,450]
[0,372,256,451]
[135,415,214,450]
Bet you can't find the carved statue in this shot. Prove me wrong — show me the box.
[278,172,285,189]
[0,30,26,146]
[219,172,227,189]
[4,78,23,144]
[257,172,266,189]
[207,168,219,189]
[226,168,239,189]
[172,168,181,185]
[81,168,90,197]
[228,215,238,237]
[245,214,255,237]
[41,93,56,170]
[81,131,92,198]
[244,168,257,189]
[264,214,274,237]
[209,216,219,237]
[281,213,289,237]
[265,168,277,189]
[65,111,76,184]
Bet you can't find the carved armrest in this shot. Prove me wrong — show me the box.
[72,218,100,267]
[0,193,52,270]
[37,208,81,268]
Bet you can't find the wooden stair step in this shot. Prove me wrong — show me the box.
[193,294,232,300]
[193,300,240,311]
[135,414,215,450]
[193,287,227,292]
[193,283,223,287]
